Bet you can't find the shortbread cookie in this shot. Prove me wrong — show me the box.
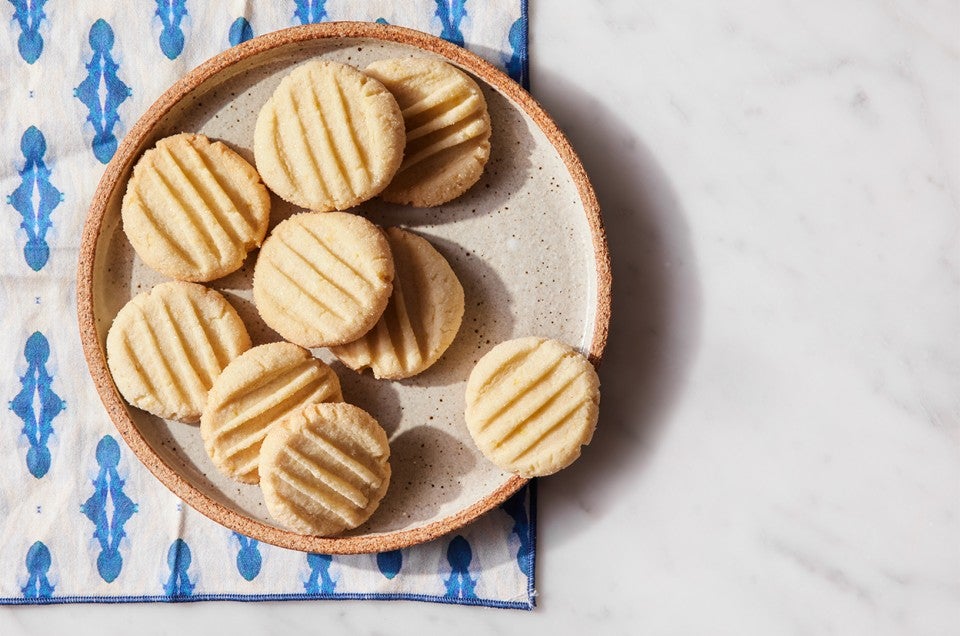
[331,227,464,379]
[121,133,271,282]
[106,281,251,422]
[365,58,491,207]
[252,212,394,347]
[201,342,343,484]
[253,60,405,211]
[259,402,391,536]
[464,337,600,477]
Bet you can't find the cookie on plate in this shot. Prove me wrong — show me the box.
[253,60,405,211]
[365,57,491,207]
[121,133,270,282]
[464,337,600,477]
[252,211,394,348]
[106,281,252,422]
[331,227,464,379]
[259,402,391,536]
[201,342,343,484]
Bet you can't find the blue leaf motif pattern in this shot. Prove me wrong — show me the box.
[74,19,131,164]
[376,550,402,580]
[233,533,262,581]
[80,436,138,583]
[293,0,327,25]
[504,15,527,87]
[434,0,467,46]
[164,539,195,597]
[375,17,389,25]
[304,553,335,594]
[500,484,533,580]
[443,535,477,599]
[9,0,46,63]
[10,332,64,479]
[7,126,63,272]
[228,17,253,46]
[21,541,54,598]
[155,0,188,59]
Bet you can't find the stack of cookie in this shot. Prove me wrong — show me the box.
[107,56,599,537]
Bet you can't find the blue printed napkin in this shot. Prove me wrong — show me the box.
[0,1,533,609]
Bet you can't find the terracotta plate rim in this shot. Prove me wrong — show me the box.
[76,21,611,555]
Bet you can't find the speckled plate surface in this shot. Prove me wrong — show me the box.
[77,22,610,554]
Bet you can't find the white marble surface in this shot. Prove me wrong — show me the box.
[4,0,959,633]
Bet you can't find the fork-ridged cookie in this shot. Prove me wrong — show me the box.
[201,342,343,484]
[465,337,600,477]
[253,60,405,211]
[121,133,270,282]
[365,58,491,207]
[259,402,391,536]
[330,227,464,379]
[106,281,252,423]
[252,212,394,348]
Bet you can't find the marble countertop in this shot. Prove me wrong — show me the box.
[4,1,958,633]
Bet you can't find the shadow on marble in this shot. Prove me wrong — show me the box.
[529,69,703,545]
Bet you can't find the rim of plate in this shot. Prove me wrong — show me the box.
[76,21,612,554]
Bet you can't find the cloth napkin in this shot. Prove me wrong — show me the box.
[0,1,533,609]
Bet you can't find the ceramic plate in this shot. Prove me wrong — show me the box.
[77,22,610,554]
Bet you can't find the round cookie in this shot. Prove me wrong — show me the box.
[252,212,394,348]
[106,281,252,423]
[464,337,600,477]
[331,227,464,379]
[121,133,271,282]
[201,342,343,484]
[365,57,491,207]
[259,402,391,536]
[253,60,405,211]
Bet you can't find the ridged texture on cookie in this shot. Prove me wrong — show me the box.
[465,337,600,477]
[252,212,394,347]
[365,58,491,207]
[330,227,464,379]
[253,60,405,211]
[201,342,343,484]
[106,281,252,423]
[121,133,271,282]
[259,402,391,536]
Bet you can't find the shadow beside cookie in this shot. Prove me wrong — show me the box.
[527,69,703,546]
[350,424,476,535]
